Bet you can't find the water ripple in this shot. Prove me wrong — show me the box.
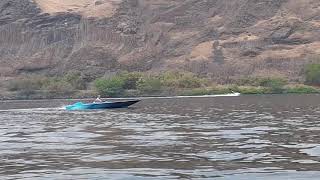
[1,95,320,179]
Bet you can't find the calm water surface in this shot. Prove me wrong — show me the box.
[1,95,320,179]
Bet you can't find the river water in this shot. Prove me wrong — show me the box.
[1,95,320,179]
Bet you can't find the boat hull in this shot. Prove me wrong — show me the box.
[66,100,140,110]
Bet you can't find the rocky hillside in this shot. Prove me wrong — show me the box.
[1,0,320,82]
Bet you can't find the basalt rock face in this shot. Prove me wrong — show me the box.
[1,0,320,82]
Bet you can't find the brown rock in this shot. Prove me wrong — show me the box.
[0,0,319,82]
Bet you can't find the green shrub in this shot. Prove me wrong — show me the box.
[160,71,181,87]
[43,80,75,93]
[237,77,287,93]
[7,75,80,98]
[235,77,261,86]
[237,86,268,94]
[258,77,287,93]
[236,77,287,86]
[207,86,231,94]
[177,73,203,88]
[285,85,320,94]
[63,72,86,90]
[180,88,210,96]
[137,76,162,94]
[160,71,204,88]
[119,72,143,90]
[94,77,125,97]
[259,77,287,87]
[7,76,45,92]
[305,64,320,86]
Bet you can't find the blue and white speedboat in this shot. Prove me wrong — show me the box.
[65,100,140,111]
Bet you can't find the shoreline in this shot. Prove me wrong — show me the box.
[3,72,320,101]
[1,91,319,101]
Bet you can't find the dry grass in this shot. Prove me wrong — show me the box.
[220,33,259,44]
[189,41,213,61]
[258,42,320,60]
[208,15,223,24]
[284,0,320,19]
[34,0,122,18]
[169,30,198,40]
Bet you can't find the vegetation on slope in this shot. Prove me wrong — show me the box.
[305,64,320,86]
[3,63,320,100]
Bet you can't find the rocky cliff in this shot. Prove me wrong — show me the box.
[1,0,320,82]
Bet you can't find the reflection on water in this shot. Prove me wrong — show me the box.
[1,95,320,179]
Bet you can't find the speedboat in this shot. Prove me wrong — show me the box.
[65,100,140,110]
